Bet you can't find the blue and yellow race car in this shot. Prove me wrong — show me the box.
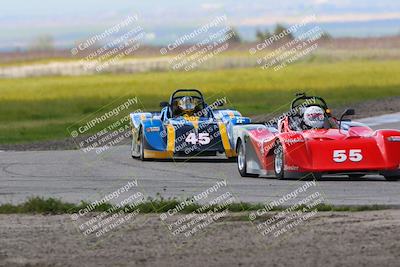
[129,89,250,160]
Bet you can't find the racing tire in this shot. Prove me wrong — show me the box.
[131,129,138,159]
[237,140,258,178]
[274,142,285,179]
[310,173,322,180]
[384,176,399,182]
[131,138,136,159]
[139,128,146,161]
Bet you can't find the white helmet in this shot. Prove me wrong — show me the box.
[303,106,325,129]
[178,96,196,113]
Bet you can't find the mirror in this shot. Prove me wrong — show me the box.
[343,108,355,116]
[160,101,169,108]
[339,108,355,130]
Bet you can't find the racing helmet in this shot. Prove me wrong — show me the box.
[303,106,325,129]
[178,96,196,114]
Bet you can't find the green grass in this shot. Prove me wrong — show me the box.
[1,60,400,144]
[1,48,396,67]
[0,197,392,214]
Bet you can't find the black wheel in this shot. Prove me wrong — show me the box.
[139,128,145,161]
[311,173,322,180]
[274,142,285,179]
[131,139,135,158]
[237,140,258,177]
[131,128,138,158]
[385,176,399,181]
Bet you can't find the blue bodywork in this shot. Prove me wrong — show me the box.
[129,89,251,159]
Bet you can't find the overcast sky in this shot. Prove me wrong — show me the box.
[2,0,399,25]
[1,0,399,49]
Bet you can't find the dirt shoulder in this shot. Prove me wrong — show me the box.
[0,210,399,267]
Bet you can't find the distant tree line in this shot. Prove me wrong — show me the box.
[222,25,332,44]
[29,35,55,51]
[255,24,332,42]
[26,25,333,52]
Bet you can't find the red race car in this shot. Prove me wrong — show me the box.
[234,93,400,181]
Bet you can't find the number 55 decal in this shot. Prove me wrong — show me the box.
[333,149,363,163]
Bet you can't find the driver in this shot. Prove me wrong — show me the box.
[177,96,196,116]
[302,106,325,129]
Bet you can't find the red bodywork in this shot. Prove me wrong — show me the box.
[246,116,400,176]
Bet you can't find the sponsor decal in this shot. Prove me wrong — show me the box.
[284,165,299,171]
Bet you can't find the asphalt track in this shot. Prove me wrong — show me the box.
[1,113,400,205]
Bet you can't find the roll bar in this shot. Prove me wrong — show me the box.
[290,92,328,110]
[169,89,205,104]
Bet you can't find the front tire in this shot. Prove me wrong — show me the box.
[237,140,258,177]
[131,128,140,158]
[139,128,145,161]
[131,135,136,158]
[274,142,285,179]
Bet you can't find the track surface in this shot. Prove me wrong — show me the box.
[1,113,400,205]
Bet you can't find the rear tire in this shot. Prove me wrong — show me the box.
[310,173,322,180]
[237,140,258,177]
[274,142,285,179]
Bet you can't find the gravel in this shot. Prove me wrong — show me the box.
[0,210,399,267]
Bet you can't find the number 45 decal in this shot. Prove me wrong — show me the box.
[333,149,363,163]
[185,133,211,145]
